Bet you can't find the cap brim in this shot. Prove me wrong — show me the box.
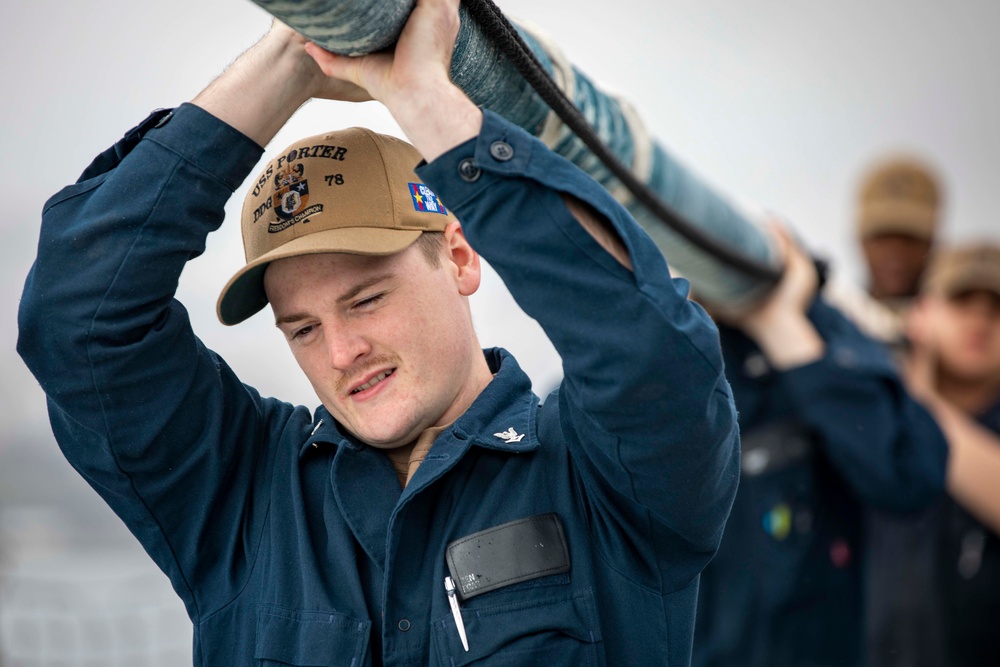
[216,226,423,326]
[928,271,1000,299]
[945,280,1000,298]
[859,201,937,239]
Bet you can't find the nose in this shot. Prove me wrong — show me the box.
[324,325,372,371]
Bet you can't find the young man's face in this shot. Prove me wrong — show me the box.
[263,225,490,449]
[918,289,1000,384]
[861,232,933,300]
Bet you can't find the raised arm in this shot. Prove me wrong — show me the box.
[307,0,740,584]
[905,302,1000,533]
[925,400,1000,534]
[16,23,363,620]
[195,21,370,145]
[714,226,947,511]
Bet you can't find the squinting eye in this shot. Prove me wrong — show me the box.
[291,324,314,340]
[356,294,385,309]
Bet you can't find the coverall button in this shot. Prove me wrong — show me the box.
[490,140,514,161]
[397,618,411,632]
[458,158,481,182]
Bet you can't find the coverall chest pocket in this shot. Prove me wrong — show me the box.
[255,604,371,666]
[431,588,604,666]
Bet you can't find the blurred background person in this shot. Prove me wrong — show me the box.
[692,225,947,667]
[859,158,941,307]
[826,156,943,349]
[867,242,1000,667]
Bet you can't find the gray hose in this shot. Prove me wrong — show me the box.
[251,0,781,306]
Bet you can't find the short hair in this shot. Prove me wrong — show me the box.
[414,231,445,267]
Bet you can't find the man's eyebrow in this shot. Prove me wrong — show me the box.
[275,312,312,327]
[336,273,394,305]
[273,273,395,327]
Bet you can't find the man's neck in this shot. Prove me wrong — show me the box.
[867,289,915,317]
[385,422,452,488]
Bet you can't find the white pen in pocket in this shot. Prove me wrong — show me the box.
[444,575,469,652]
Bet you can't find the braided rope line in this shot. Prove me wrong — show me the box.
[461,0,782,285]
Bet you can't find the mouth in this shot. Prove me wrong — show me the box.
[350,368,395,395]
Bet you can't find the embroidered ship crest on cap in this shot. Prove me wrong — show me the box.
[270,164,324,233]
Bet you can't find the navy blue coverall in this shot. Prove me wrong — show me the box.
[868,399,1000,667]
[18,105,739,666]
[692,297,947,667]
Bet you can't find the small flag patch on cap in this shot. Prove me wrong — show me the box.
[409,183,448,215]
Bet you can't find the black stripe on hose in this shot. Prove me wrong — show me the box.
[461,0,783,285]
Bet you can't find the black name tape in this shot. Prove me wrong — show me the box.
[445,513,571,601]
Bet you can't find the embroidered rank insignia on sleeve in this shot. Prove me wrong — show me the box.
[409,183,448,215]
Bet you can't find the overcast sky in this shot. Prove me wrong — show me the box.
[2,0,998,456]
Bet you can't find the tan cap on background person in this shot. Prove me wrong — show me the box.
[857,157,942,240]
[217,127,458,325]
[922,243,1000,298]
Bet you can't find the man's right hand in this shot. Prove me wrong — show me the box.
[708,224,826,370]
[303,0,483,163]
[191,20,372,147]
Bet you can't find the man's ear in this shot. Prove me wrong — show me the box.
[443,221,481,296]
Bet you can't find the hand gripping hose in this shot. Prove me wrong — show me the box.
[250,0,784,305]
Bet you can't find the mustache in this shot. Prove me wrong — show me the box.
[336,353,401,394]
